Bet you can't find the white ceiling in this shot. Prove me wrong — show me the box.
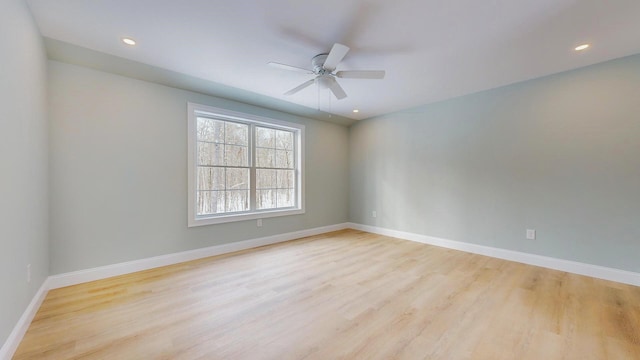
[26,0,640,121]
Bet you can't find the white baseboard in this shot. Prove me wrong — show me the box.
[348,223,640,287]
[1,223,349,359]
[4,221,637,359]
[47,223,349,290]
[0,278,51,360]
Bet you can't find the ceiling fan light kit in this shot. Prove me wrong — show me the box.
[269,42,385,100]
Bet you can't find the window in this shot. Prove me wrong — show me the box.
[188,103,304,226]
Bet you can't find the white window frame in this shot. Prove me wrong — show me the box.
[187,103,305,227]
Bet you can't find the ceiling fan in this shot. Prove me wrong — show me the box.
[268,43,385,100]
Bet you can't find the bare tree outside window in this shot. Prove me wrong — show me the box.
[256,126,295,209]
[196,118,250,215]
[194,115,299,218]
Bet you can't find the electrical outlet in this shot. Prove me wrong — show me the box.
[257,219,262,227]
[27,264,31,283]
[372,211,377,218]
[526,229,536,240]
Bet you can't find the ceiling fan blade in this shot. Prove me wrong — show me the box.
[336,70,385,79]
[268,62,314,74]
[284,78,316,96]
[323,43,350,72]
[328,78,347,100]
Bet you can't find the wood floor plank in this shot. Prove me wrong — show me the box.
[13,229,640,359]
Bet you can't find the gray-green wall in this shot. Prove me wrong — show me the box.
[350,54,640,273]
[0,0,50,347]
[48,61,350,274]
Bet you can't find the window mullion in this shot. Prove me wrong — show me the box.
[293,130,298,208]
[249,124,257,211]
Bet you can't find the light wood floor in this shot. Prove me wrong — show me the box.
[14,230,640,359]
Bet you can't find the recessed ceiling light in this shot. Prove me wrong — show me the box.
[353,109,359,113]
[574,44,590,51]
[122,37,136,46]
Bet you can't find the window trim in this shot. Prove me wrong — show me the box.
[187,102,305,227]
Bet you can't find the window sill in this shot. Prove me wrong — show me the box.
[188,208,305,227]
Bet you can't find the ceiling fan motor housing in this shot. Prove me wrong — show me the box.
[312,54,330,75]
